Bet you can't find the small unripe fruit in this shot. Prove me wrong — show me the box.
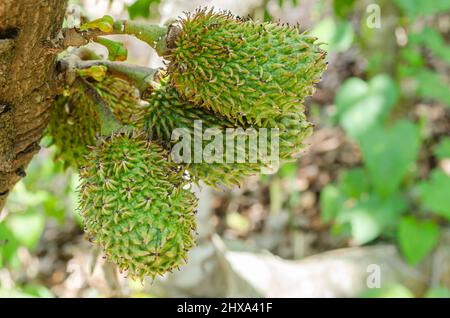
[90,76,147,126]
[166,9,327,126]
[78,130,197,280]
[142,78,263,188]
[47,85,99,168]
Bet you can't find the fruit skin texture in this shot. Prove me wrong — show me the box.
[267,110,313,161]
[142,78,263,188]
[47,83,100,169]
[78,130,197,280]
[167,9,327,126]
[142,78,314,187]
[90,76,146,126]
[47,75,146,169]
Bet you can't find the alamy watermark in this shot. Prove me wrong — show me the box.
[366,4,381,29]
[367,264,381,288]
[169,120,280,174]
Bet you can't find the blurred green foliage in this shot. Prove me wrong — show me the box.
[0,143,79,296]
[335,75,398,139]
[319,0,450,267]
[394,0,450,18]
[127,0,161,20]
[398,216,440,265]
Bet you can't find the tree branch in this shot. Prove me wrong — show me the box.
[0,0,68,211]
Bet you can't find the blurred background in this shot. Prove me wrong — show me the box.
[1,0,450,298]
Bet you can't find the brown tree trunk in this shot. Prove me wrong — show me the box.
[0,0,67,210]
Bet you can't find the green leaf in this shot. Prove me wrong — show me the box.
[400,47,425,69]
[398,216,440,265]
[320,184,346,222]
[80,15,114,32]
[394,0,450,18]
[311,18,354,53]
[226,212,250,233]
[336,194,407,245]
[409,27,450,64]
[338,168,370,199]
[333,0,356,18]
[360,284,414,298]
[415,70,450,107]
[96,37,128,62]
[43,197,65,224]
[425,287,450,298]
[359,120,420,197]
[277,162,297,178]
[6,212,46,251]
[77,65,108,82]
[335,75,398,139]
[419,170,450,220]
[435,137,450,160]
[22,285,54,298]
[128,0,160,20]
[0,287,34,298]
[263,8,272,22]
[337,206,381,245]
[0,223,19,266]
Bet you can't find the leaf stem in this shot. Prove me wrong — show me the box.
[112,20,169,55]
[63,19,170,55]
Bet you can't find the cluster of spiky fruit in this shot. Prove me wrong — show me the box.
[47,80,100,169]
[166,9,326,126]
[48,8,326,280]
[79,131,196,279]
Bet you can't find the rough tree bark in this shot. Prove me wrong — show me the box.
[0,0,67,211]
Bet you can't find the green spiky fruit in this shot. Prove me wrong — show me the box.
[89,76,147,126]
[266,110,313,160]
[142,78,313,186]
[166,9,327,125]
[78,130,197,279]
[142,78,263,188]
[47,83,100,168]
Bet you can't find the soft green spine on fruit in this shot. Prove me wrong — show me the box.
[47,83,100,169]
[144,78,313,183]
[142,78,264,188]
[265,109,314,160]
[167,9,327,126]
[88,76,146,126]
[78,130,197,280]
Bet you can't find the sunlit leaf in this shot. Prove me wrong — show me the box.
[6,212,46,251]
[96,37,128,61]
[311,17,354,53]
[0,223,19,266]
[360,284,414,298]
[127,0,160,20]
[335,75,398,139]
[22,285,54,298]
[336,194,407,244]
[80,15,114,32]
